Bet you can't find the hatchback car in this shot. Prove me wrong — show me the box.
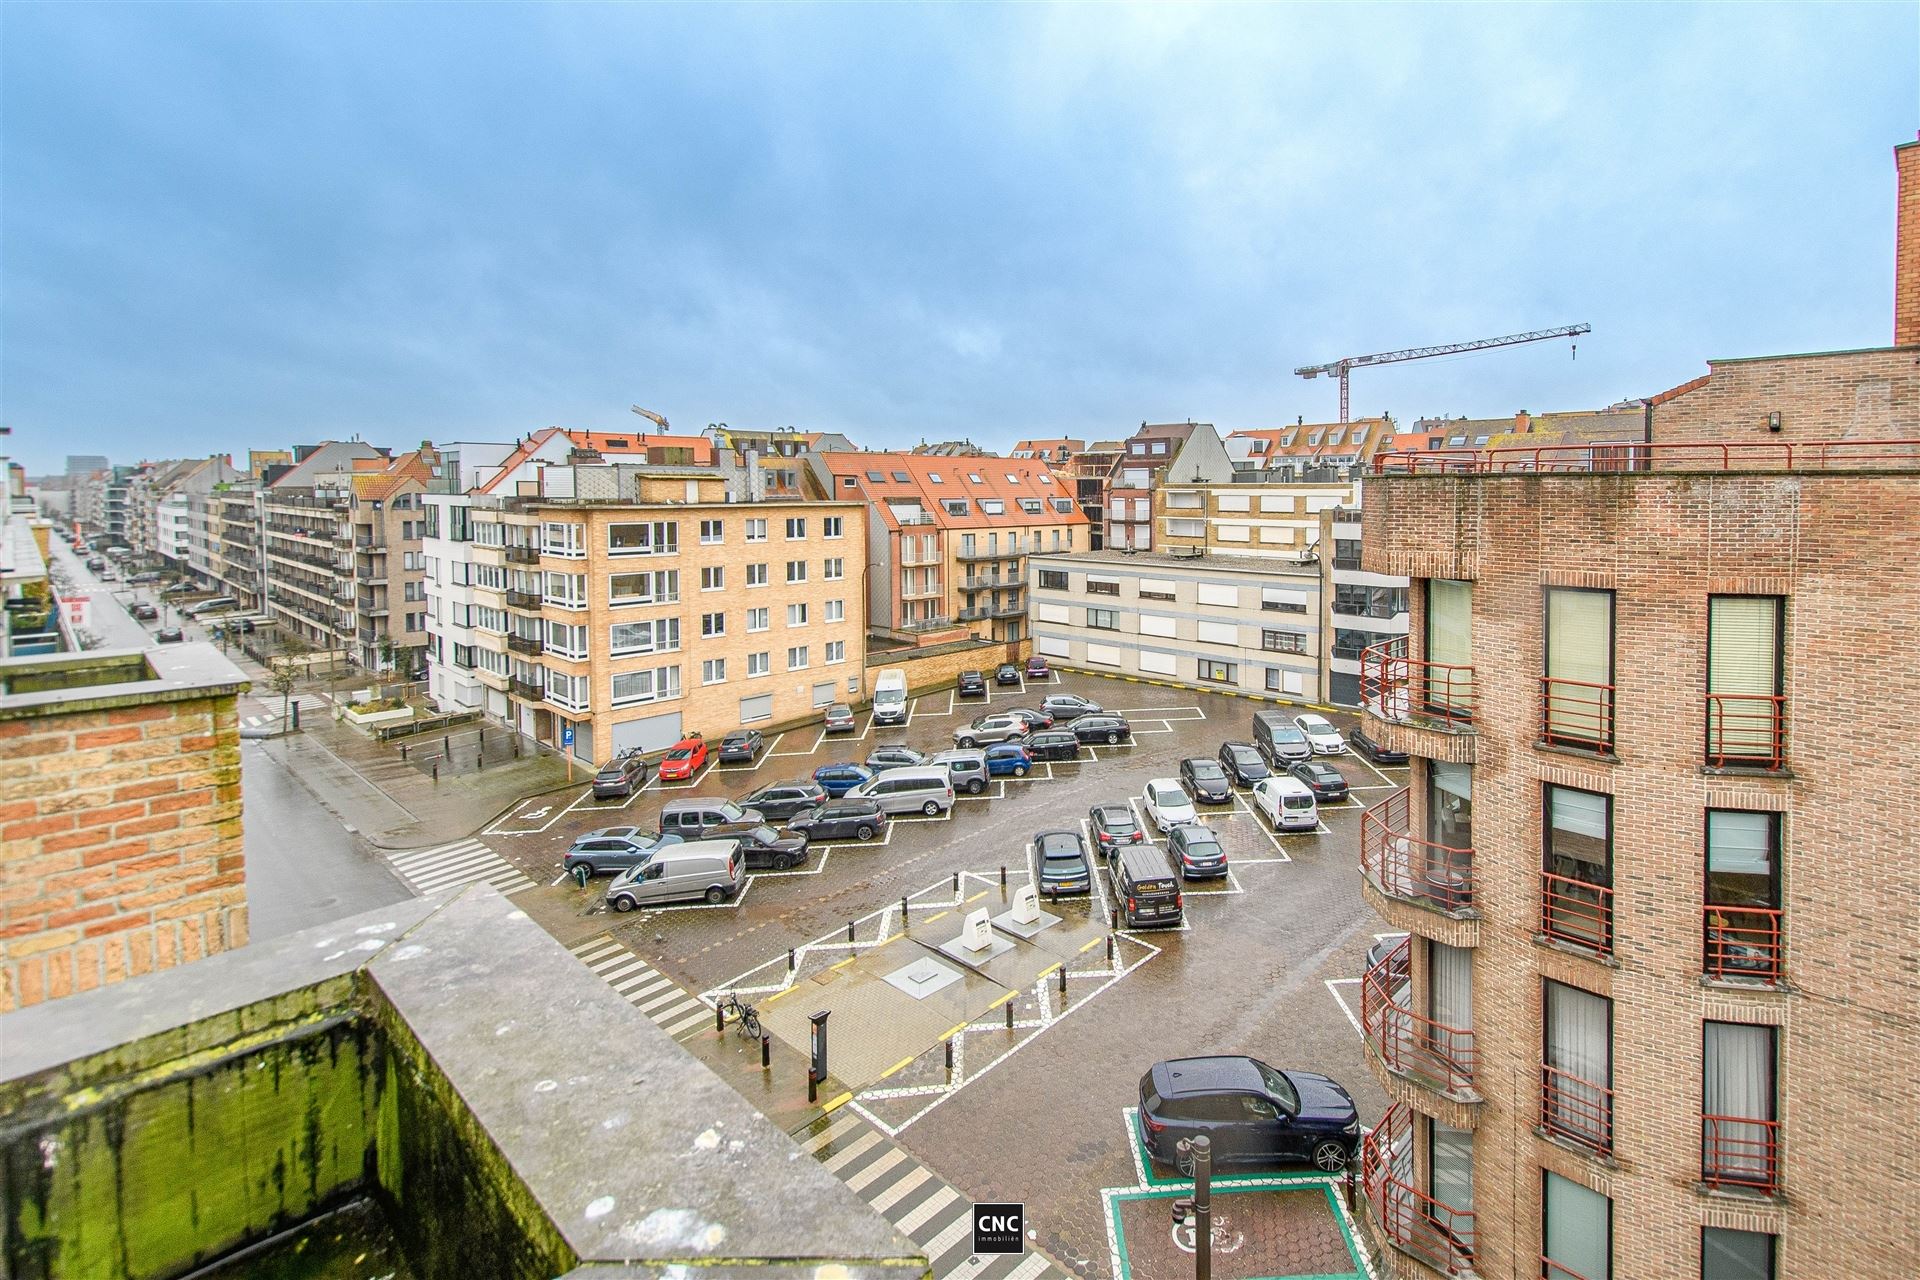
[1143,778,1197,831]
[823,703,857,733]
[1179,758,1234,805]
[812,762,875,796]
[1090,803,1145,851]
[739,780,829,823]
[1218,742,1270,786]
[1023,729,1081,762]
[1347,726,1409,766]
[953,713,1029,748]
[984,743,1034,777]
[130,603,159,621]
[155,628,185,644]
[1139,1057,1359,1173]
[563,828,682,877]
[1294,714,1346,755]
[591,752,648,799]
[1025,655,1050,679]
[1167,823,1229,879]
[706,821,810,870]
[1034,829,1091,897]
[789,799,889,842]
[865,745,929,773]
[656,737,710,781]
[1040,693,1103,721]
[1288,759,1351,803]
[956,669,988,698]
[1003,707,1054,731]
[717,729,765,764]
[928,749,990,795]
[1071,714,1132,745]
[995,663,1023,686]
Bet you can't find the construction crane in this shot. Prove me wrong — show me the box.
[1294,323,1591,423]
[629,405,670,431]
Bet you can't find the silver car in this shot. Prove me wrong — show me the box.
[953,713,1029,748]
[928,749,990,796]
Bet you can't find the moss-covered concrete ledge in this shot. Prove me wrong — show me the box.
[0,887,928,1280]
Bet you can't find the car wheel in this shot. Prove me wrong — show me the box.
[967,779,985,795]
[1176,1147,1196,1176]
[1106,730,1120,744]
[856,824,875,841]
[1312,1140,1350,1173]
[1013,765,1028,778]
[922,800,940,816]
[774,854,793,870]
[612,896,635,913]
[573,863,595,879]
[704,886,726,905]
[957,736,976,748]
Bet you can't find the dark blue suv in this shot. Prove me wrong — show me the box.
[812,762,874,797]
[1138,1056,1358,1173]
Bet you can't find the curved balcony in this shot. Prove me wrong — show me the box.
[1360,1104,1476,1277]
[1361,937,1478,1108]
[1359,640,1477,765]
[1360,789,1476,942]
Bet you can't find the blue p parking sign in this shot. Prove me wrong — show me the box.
[562,725,574,747]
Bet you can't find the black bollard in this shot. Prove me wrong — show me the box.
[808,1070,818,1104]
[787,948,797,974]
[431,761,439,782]
[715,1003,725,1034]
[476,752,483,771]
[847,919,856,945]
[444,735,451,755]
[761,1033,772,1069]
[1000,865,1007,887]
[1109,907,1119,931]
[1106,934,1115,966]
[1058,965,1068,996]
[1005,1000,1014,1029]
[400,743,408,761]
[513,738,520,758]
[952,871,959,893]
[901,897,909,928]
[944,1039,954,1071]
[291,702,301,731]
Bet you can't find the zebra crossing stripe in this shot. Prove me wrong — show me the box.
[1001,1253,1051,1280]
[845,1147,908,1193]
[867,1165,930,1214]
[800,1113,863,1155]
[920,1209,974,1261]
[822,1131,883,1174]
[895,1185,959,1236]
[388,840,534,897]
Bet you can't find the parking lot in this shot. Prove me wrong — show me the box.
[475,668,1404,1278]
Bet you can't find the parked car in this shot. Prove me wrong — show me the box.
[1218,741,1270,786]
[591,752,648,799]
[155,628,184,644]
[129,571,162,585]
[1034,829,1091,897]
[563,827,681,877]
[717,729,765,764]
[1167,823,1229,879]
[789,799,889,842]
[953,713,1029,748]
[1294,713,1346,755]
[606,840,744,911]
[1025,654,1050,679]
[1090,803,1145,851]
[1110,844,1183,928]
[1071,714,1132,745]
[823,703,857,733]
[1040,693,1103,721]
[865,745,929,773]
[984,743,1034,778]
[928,749,990,795]
[1138,1057,1359,1173]
[1347,726,1409,766]
[1288,759,1350,803]
[1178,758,1234,805]
[739,780,829,823]
[183,595,237,618]
[812,762,875,797]
[1003,707,1054,731]
[656,737,710,781]
[1023,729,1081,762]
[845,767,955,816]
[659,798,763,838]
[706,821,810,871]
[995,663,1023,686]
[956,669,988,698]
[1251,776,1319,832]
[1143,778,1197,832]
[1252,711,1313,766]
[1365,933,1411,984]
[130,603,159,621]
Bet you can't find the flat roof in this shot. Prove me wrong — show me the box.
[1029,548,1318,577]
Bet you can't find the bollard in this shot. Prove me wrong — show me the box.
[1005,1000,1014,1029]
[847,919,856,945]
[1058,965,1068,997]
[1109,907,1119,931]
[944,1038,954,1072]
[513,738,521,758]
[952,871,959,893]
[788,948,797,974]
[431,762,439,782]
[1192,1136,1213,1280]
[444,735,451,756]
[715,1003,726,1034]
[901,897,909,929]
[1344,1161,1356,1213]
[761,1033,772,1069]
[476,752,483,771]
[808,1070,818,1104]
[1000,865,1007,887]
[400,743,408,761]
[1106,934,1115,966]
[291,702,301,731]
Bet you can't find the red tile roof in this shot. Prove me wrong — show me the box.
[813,452,1088,534]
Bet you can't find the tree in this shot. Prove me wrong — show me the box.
[271,632,313,729]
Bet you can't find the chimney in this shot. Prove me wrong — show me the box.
[1515,410,1532,433]
[1899,138,1920,345]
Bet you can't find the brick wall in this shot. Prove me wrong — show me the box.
[863,636,1023,700]
[1897,140,1920,346]
[0,693,246,1011]
[1653,346,1920,447]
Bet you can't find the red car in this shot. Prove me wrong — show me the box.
[656,736,709,781]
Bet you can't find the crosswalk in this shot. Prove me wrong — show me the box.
[387,838,536,898]
[800,1111,1068,1280]
[568,935,717,1040]
[240,695,327,731]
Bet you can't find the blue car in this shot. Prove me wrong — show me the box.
[984,743,1034,778]
[812,762,875,797]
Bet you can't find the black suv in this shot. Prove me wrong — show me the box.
[706,821,810,870]
[1288,760,1350,803]
[592,752,648,799]
[1217,742,1270,786]
[1178,758,1233,805]
[1139,1057,1359,1173]
[994,663,1023,686]
[718,729,766,764]
[788,799,889,842]
[740,780,830,823]
[1071,714,1132,745]
[957,670,988,698]
[1023,729,1081,762]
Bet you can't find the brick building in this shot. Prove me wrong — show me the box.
[0,645,249,1012]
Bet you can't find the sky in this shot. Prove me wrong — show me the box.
[3,2,1916,473]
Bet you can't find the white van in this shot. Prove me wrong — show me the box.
[1253,776,1320,832]
[871,668,909,726]
[604,840,745,911]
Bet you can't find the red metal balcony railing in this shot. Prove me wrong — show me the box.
[1539,677,1614,752]
[1704,905,1783,983]
[1539,1062,1613,1155]
[1360,788,1475,912]
[1360,638,1476,729]
[1702,1113,1780,1193]
[1361,936,1476,1093]
[1704,693,1786,769]
[1361,1103,1476,1275]
[1540,870,1612,955]
[1541,1258,1603,1280]
[1375,437,1920,476]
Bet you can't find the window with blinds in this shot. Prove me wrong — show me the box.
[1707,596,1784,765]
[1543,1172,1611,1280]
[1544,588,1614,749]
[1426,579,1474,716]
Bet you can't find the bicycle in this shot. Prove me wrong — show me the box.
[718,991,762,1041]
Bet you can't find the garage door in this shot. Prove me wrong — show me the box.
[611,711,681,758]
[739,693,774,725]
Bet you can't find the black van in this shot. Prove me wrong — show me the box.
[1109,844,1183,928]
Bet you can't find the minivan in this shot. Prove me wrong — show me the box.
[872,668,909,726]
[1254,776,1319,832]
[928,749,989,796]
[846,766,955,816]
[1252,709,1312,765]
[659,797,763,838]
[1109,844,1183,928]
[605,840,745,910]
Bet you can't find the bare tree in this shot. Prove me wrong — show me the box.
[270,632,313,729]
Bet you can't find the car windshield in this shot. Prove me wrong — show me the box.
[1149,784,1182,804]
[1227,746,1259,763]
[1274,727,1305,742]
[1299,717,1332,732]
[1182,837,1223,858]
[666,747,695,760]
[1043,851,1083,866]
[749,825,779,842]
[717,802,746,820]
[1255,1063,1299,1112]
[1188,762,1225,780]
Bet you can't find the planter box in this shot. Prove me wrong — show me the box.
[343,704,415,729]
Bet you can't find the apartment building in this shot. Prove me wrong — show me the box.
[1010,439,1084,465]
[1102,423,1232,551]
[1347,145,1920,1280]
[1063,440,1122,547]
[257,441,385,655]
[1028,550,1324,700]
[1225,416,1395,479]
[456,464,866,763]
[805,452,1087,644]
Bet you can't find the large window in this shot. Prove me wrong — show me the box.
[1425,579,1474,717]
[1037,569,1068,591]
[1262,629,1307,655]
[1428,761,1472,855]
[1543,588,1614,750]
[1707,596,1784,767]
[1705,811,1781,981]
[609,570,678,606]
[1334,584,1406,618]
[610,618,679,657]
[1703,1023,1777,1192]
[1086,577,1120,596]
[1543,785,1612,954]
[1542,1172,1610,1280]
[543,572,588,610]
[610,665,681,708]
[1087,608,1117,630]
[544,621,588,659]
[1702,1229,1774,1280]
[1197,660,1235,684]
[607,521,677,556]
[786,560,808,583]
[699,518,723,544]
[1542,981,1612,1155]
[541,522,584,557]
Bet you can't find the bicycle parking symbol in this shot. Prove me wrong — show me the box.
[1171,1212,1244,1256]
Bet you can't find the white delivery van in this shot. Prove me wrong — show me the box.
[872,668,909,726]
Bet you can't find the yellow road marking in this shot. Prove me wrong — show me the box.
[1078,937,1103,953]
[820,1091,854,1114]
[964,890,988,903]
[941,1022,968,1040]
[830,956,857,971]
[923,910,949,924]
[987,990,1018,1009]
[1037,963,1061,978]
[878,1055,917,1079]
[764,987,795,1005]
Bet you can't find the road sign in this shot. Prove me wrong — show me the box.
[562,725,575,747]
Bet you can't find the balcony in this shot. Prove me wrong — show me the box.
[1704,905,1783,984]
[1540,870,1612,956]
[989,600,1025,618]
[1360,789,1475,918]
[1360,1104,1476,1276]
[505,545,541,565]
[1359,639,1477,765]
[955,546,1024,562]
[1540,678,1615,754]
[1705,694,1786,770]
[1702,1113,1779,1194]
[957,607,991,622]
[508,676,544,701]
[359,624,378,644]
[1361,937,1476,1098]
[897,616,954,633]
[505,589,541,610]
[507,634,542,656]
[963,573,1026,591]
[355,563,377,582]
[1539,1063,1613,1156]
[358,591,388,616]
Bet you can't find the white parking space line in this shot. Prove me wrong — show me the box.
[1350,751,1408,788]
[1325,978,1364,1037]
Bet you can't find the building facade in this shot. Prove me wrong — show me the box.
[1102,423,1233,552]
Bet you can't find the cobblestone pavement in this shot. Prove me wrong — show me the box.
[472,671,1404,1280]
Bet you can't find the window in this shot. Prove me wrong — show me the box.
[823,516,843,538]
[1702,1228,1775,1280]
[1087,577,1120,596]
[545,672,589,711]
[1543,785,1612,954]
[609,618,679,656]
[607,521,678,556]
[1428,761,1473,857]
[1331,628,1372,660]
[748,608,769,632]
[1019,498,1041,514]
[745,518,768,542]
[1261,587,1308,614]
[1334,584,1407,618]
[700,518,723,544]
[746,563,768,587]
[943,499,970,516]
[610,665,681,707]
[1262,629,1307,655]
[474,606,506,634]
[1166,519,1205,539]
[787,602,808,627]
[452,642,475,670]
[825,599,845,623]
[1087,608,1118,630]
[701,566,724,591]
[1138,579,1176,601]
[545,621,589,658]
[748,651,769,676]
[785,560,808,583]
[702,658,726,685]
[1197,621,1237,645]
[544,572,588,610]
[786,646,809,671]
[1425,579,1474,719]
[1198,660,1235,684]
[541,522,584,557]
[785,517,806,539]
[1707,596,1784,766]
[1542,981,1613,1155]
[1703,1022,1778,1192]
[1705,810,1781,981]
[825,640,846,664]
[823,557,844,580]
[1543,587,1614,750]
[701,611,726,638]
[1332,537,1362,571]
[1038,569,1068,590]
[609,570,678,606]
